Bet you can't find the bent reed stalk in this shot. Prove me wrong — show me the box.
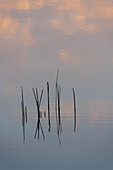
[32,88,45,140]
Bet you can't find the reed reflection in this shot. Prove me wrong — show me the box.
[20,72,77,145]
[55,71,62,136]
[21,87,27,144]
[47,82,51,132]
[72,88,76,132]
[32,88,45,140]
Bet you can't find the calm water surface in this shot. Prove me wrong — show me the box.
[0,0,113,169]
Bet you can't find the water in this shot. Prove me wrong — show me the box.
[0,0,113,169]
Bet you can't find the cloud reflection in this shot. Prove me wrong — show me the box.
[0,15,36,45]
[0,0,113,74]
[46,0,113,34]
[0,0,113,37]
[88,99,113,125]
[59,49,81,65]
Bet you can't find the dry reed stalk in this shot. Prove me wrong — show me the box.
[47,82,51,132]
[72,88,76,132]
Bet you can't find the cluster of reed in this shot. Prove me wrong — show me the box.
[21,71,76,144]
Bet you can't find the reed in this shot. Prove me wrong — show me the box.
[44,111,46,118]
[39,89,43,106]
[57,85,62,146]
[58,134,61,146]
[55,71,59,116]
[32,88,40,139]
[57,84,62,135]
[33,88,40,139]
[55,70,59,134]
[47,82,51,132]
[20,71,77,144]
[72,88,76,132]
[32,88,45,140]
[21,87,25,143]
[40,122,45,140]
[25,106,27,123]
[55,71,62,136]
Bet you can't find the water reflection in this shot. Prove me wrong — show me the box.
[0,16,36,45]
[46,0,113,34]
[0,0,113,78]
[0,0,113,169]
[20,72,77,144]
[0,0,113,45]
[0,0,113,37]
[20,86,113,146]
[88,99,113,126]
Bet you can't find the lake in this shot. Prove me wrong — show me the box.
[0,0,113,169]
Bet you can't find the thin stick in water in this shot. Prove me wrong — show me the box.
[58,134,61,146]
[21,87,25,143]
[40,122,45,140]
[44,111,46,118]
[55,71,59,134]
[72,88,76,132]
[32,88,45,140]
[25,106,27,123]
[57,85,62,134]
[47,82,51,132]
[39,89,43,106]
